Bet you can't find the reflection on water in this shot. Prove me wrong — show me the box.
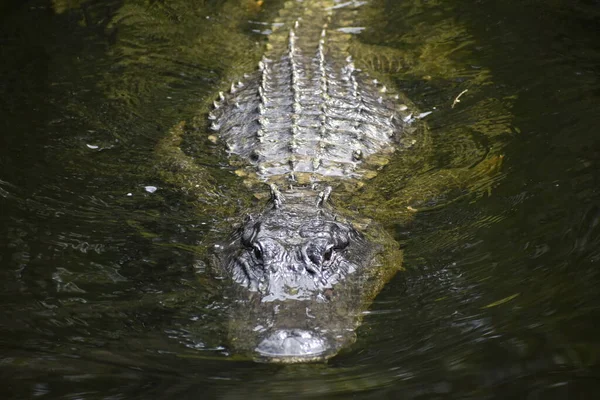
[1,0,600,398]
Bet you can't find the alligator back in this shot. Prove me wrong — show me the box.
[209,0,414,187]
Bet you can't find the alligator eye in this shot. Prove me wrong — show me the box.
[323,247,334,262]
[253,245,263,261]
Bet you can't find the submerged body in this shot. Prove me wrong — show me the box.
[210,0,418,362]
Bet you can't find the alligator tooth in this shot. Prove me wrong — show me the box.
[213,101,220,109]
[398,104,408,111]
[218,91,225,101]
[237,81,244,88]
[377,96,383,104]
[230,82,237,94]
[210,122,221,131]
[380,85,387,93]
[208,112,217,120]
[403,113,413,123]
[372,79,379,85]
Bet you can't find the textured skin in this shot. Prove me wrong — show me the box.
[210,0,410,185]
[224,188,370,300]
[211,0,409,362]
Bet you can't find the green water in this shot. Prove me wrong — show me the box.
[1,0,599,398]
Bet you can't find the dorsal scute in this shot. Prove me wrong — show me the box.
[211,2,409,186]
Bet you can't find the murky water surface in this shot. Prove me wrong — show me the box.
[1,0,600,398]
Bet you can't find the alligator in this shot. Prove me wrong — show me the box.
[196,0,425,363]
[155,0,504,363]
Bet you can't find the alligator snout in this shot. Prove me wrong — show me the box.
[220,187,399,362]
[255,329,329,362]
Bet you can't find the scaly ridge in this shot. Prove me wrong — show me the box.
[314,23,329,175]
[287,21,301,181]
[210,0,411,187]
[256,55,270,173]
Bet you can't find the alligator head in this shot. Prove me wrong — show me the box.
[218,185,401,363]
